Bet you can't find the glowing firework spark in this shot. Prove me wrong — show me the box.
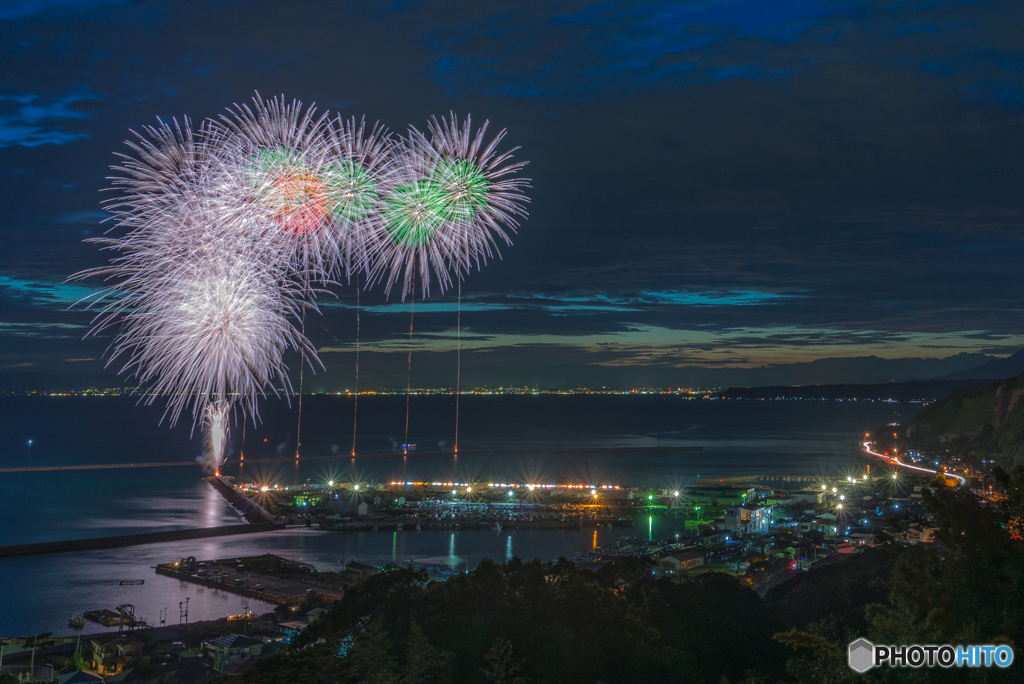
[209,94,378,284]
[72,96,530,473]
[71,116,318,475]
[426,113,530,275]
[374,114,530,299]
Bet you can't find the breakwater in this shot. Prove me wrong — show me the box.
[0,522,285,559]
[206,475,276,523]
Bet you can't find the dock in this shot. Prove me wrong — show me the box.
[155,554,345,605]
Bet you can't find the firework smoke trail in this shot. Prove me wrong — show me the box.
[203,400,230,474]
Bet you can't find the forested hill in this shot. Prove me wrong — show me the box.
[908,374,1024,468]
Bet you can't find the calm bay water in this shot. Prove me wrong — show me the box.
[0,395,917,636]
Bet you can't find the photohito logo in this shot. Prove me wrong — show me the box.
[848,639,1014,671]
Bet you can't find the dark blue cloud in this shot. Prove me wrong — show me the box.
[0,0,124,21]
[0,0,1022,387]
[0,90,94,146]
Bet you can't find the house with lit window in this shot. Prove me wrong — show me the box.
[91,634,144,676]
[202,633,263,672]
[659,550,705,572]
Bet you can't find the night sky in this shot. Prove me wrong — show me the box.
[2,0,1023,391]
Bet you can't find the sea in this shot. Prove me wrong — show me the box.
[0,395,919,637]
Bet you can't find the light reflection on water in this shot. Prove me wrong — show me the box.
[0,397,920,636]
[0,523,692,637]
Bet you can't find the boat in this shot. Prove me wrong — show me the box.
[69,615,85,629]
[84,609,123,627]
[401,444,417,451]
[396,524,403,531]
[415,523,421,531]
[491,522,502,531]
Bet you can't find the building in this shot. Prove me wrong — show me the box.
[55,669,103,684]
[331,498,369,517]
[303,607,326,624]
[202,633,263,672]
[789,490,826,505]
[683,486,755,507]
[91,634,144,676]
[906,525,937,544]
[659,550,705,572]
[740,504,773,533]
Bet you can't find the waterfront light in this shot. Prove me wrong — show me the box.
[832,487,837,493]
[892,473,899,480]
[328,481,333,486]
[839,495,845,501]
[821,484,827,490]
[836,503,843,510]
[354,485,359,491]
[674,491,679,497]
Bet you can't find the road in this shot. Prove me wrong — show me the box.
[861,442,966,485]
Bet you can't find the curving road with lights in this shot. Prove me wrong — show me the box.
[861,442,966,485]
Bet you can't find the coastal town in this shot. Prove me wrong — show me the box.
[2,427,1006,684]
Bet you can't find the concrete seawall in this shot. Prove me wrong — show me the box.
[205,476,276,524]
[0,522,285,559]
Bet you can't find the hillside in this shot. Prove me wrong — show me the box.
[908,373,1024,468]
[935,348,1024,380]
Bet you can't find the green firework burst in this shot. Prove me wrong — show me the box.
[323,161,378,223]
[381,179,449,247]
[434,158,489,224]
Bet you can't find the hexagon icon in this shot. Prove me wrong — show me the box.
[848,638,874,673]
